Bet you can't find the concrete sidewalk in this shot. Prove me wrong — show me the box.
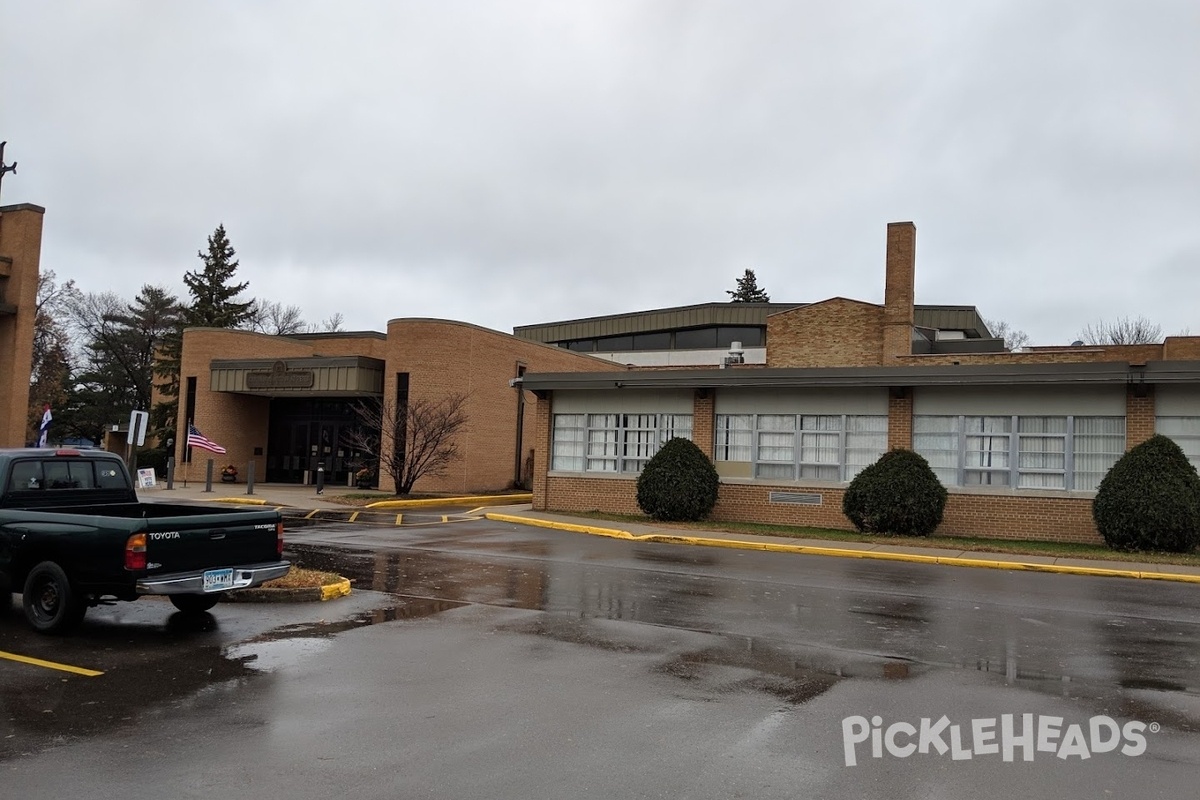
[138,479,358,510]
[137,481,1200,585]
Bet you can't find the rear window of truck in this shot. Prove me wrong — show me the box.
[6,459,127,492]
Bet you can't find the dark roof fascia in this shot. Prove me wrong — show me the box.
[210,355,386,370]
[1141,361,1200,382]
[283,330,388,341]
[518,361,1174,392]
[515,302,990,341]
[513,302,803,334]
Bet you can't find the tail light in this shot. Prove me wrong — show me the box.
[276,522,284,558]
[125,532,147,570]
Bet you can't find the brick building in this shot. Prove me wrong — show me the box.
[518,222,1200,545]
[0,203,44,448]
[175,319,609,493]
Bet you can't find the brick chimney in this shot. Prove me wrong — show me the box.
[881,221,916,361]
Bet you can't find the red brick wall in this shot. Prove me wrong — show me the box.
[887,390,913,450]
[178,329,317,480]
[1126,385,1156,449]
[0,205,44,448]
[542,476,1103,545]
[895,344,1166,367]
[882,222,916,361]
[532,395,551,511]
[766,298,885,368]
[1164,337,1200,360]
[693,390,714,459]
[384,319,614,494]
[180,322,612,494]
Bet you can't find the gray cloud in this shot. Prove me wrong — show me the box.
[2,0,1196,346]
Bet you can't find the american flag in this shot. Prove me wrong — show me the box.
[187,423,227,454]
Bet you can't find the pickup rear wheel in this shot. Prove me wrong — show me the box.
[23,561,87,634]
[169,593,221,614]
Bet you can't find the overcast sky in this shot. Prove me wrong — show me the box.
[2,1,1197,346]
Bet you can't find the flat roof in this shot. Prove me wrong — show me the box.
[518,360,1195,392]
[514,302,991,342]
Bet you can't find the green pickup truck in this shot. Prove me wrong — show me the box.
[0,448,290,634]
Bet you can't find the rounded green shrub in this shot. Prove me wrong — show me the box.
[1092,434,1200,553]
[636,437,720,522]
[842,449,947,536]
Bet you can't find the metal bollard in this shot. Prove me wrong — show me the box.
[166,456,175,490]
[316,463,325,495]
[204,459,214,492]
[246,461,255,495]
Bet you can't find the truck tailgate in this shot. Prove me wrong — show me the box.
[144,511,280,574]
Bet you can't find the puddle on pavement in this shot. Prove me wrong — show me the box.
[282,542,1200,727]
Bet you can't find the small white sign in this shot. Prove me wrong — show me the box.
[128,410,150,447]
[137,468,157,488]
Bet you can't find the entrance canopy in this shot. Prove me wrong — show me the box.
[210,356,385,397]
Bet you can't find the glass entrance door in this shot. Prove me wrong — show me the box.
[266,398,378,485]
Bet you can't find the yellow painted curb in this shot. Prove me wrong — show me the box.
[367,493,532,509]
[320,578,353,601]
[212,497,268,505]
[484,514,1200,584]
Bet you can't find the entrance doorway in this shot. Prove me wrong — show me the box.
[265,398,377,486]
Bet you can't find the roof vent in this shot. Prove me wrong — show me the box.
[722,341,745,368]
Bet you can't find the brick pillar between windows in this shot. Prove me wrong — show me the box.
[531,394,553,510]
[693,389,715,460]
[1126,385,1155,450]
[888,389,913,450]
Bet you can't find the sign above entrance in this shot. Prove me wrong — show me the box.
[246,361,316,390]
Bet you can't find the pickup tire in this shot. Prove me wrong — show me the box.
[169,593,222,614]
[23,561,87,634]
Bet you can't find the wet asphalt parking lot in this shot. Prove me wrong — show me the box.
[3,513,1200,799]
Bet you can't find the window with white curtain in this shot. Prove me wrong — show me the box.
[1073,417,1126,490]
[715,414,752,461]
[716,413,888,482]
[586,414,620,472]
[1156,417,1200,473]
[551,414,586,472]
[914,415,1125,491]
[551,413,693,473]
[755,415,796,479]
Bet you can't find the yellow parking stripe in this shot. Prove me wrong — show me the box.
[0,650,104,677]
[395,513,403,526]
[349,511,360,523]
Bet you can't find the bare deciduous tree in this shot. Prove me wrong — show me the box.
[246,299,308,335]
[984,318,1030,351]
[1079,316,1163,346]
[321,312,345,333]
[343,392,470,495]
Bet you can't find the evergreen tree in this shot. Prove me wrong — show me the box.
[183,224,254,328]
[155,225,256,456]
[67,286,182,445]
[726,269,770,302]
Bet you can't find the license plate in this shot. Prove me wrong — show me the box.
[202,568,234,592]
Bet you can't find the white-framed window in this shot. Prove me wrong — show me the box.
[715,413,887,482]
[914,415,1125,491]
[551,414,586,472]
[714,414,752,461]
[1156,417,1200,472]
[551,413,693,473]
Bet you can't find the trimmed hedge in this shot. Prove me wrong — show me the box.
[636,437,720,522]
[842,449,947,536]
[1093,435,1200,553]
